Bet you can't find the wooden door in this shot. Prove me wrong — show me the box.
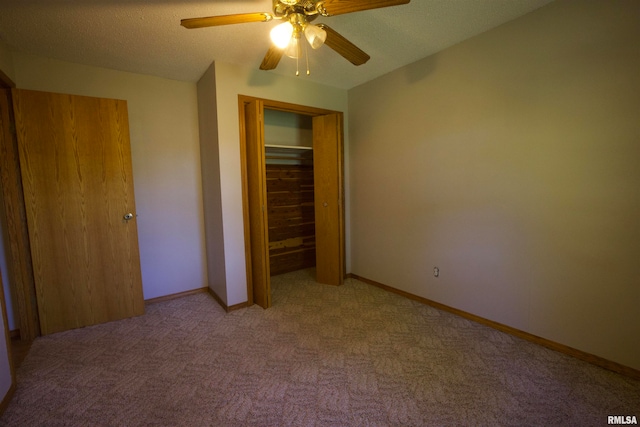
[244,100,271,308]
[313,113,344,286]
[12,89,144,335]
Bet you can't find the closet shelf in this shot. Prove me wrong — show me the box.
[265,144,313,152]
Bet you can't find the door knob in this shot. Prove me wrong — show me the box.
[123,213,134,221]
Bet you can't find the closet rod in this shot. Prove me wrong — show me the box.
[265,144,313,151]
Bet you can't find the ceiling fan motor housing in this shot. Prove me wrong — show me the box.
[273,0,325,19]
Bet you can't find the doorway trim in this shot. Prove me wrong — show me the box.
[0,73,41,341]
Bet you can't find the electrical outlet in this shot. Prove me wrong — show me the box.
[433,267,439,277]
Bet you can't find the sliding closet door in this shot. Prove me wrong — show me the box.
[13,89,144,335]
[313,113,344,286]
[244,100,271,308]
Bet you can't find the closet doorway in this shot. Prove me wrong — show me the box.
[239,96,344,308]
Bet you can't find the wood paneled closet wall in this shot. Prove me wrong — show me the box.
[264,110,315,276]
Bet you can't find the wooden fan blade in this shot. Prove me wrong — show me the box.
[320,0,410,16]
[259,45,285,70]
[181,12,273,29]
[318,24,370,66]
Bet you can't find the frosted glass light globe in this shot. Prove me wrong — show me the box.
[270,22,294,49]
[304,25,327,49]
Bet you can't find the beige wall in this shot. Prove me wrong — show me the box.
[197,63,227,302]
[348,0,640,370]
[198,61,349,306]
[0,43,15,83]
[9,52,208,301]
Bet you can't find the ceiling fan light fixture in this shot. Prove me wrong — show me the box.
[270,21,294,49]
[180,0,407,74]
[304,24,327,49]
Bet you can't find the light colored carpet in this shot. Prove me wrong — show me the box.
[1,269,638,426]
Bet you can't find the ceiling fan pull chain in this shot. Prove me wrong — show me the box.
[305,40,311,75]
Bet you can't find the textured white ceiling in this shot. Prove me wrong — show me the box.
[0,0,555,89]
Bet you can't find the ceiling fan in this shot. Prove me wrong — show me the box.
[181,0,411,75]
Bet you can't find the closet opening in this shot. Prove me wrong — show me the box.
[239,96,344,309]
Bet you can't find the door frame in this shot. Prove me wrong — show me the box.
[0,72,40,341]
[237,95,345,307]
